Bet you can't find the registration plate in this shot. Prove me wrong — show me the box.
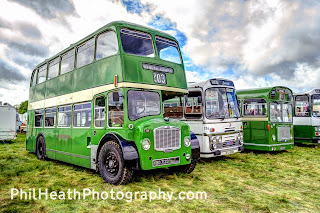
[280,146,286,150]
[152,157,180,167]
[226,141,233,145]
[221,149,238,156]
[153,72,167,84]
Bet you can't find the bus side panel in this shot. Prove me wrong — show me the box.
[251,121,269,145]
[32,82,46,102]
[243,121,251,143]
[55,128,73,164]
[26,110,35,152]
[243,121,269,151]
[73,64,94,93]
[58,71,73,97]
[45,77,61,99]
[43,128,56,159]
[294,125,313,143]
[72,128,91,168]
[93,55,122,86]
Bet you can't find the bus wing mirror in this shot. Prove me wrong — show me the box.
[185,95,188,104]
[113,92,120,102]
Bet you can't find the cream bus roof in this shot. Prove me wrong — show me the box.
[294,89,320,96]
[187,78,235,89]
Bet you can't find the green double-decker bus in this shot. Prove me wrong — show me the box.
[237,87,294,151]
[26,21,200,185]
[293,89,320,144]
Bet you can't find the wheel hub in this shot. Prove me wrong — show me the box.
[105,153,119,175]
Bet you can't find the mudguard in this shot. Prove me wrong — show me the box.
[98,133,139,161]
[190,131,200,161]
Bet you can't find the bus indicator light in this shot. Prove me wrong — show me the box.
[114,75,118,87]
[210,128,215,132]
[267,125,270,131]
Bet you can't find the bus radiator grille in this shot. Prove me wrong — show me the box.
[277,126,291,141]
[154,126,181,151]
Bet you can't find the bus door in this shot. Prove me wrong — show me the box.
[71,101,92,167]
[91,94,107,149]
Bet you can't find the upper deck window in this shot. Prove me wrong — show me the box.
[32,70,37,86]
[76,38,95,68]
[37,64,47,84]
[48,57,60,80]
[155,36,181,64]
[61,49,75,75]
[96,31,118,60]
[120,28,154,57]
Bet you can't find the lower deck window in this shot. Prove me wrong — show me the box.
[35,109,43,127]
[58,105,72,127]
[74,102,92,127]
[45,108,56,127]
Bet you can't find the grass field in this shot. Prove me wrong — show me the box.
[1,134,320,212]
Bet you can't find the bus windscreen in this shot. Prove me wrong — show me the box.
[205,88,240,119]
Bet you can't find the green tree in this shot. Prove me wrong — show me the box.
[18,100,28,114]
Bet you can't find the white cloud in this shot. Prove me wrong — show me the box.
[1,0,320,105]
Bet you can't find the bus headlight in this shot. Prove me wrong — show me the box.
[315,127,320,131]
[186,153,191,161]
[272,134,276,141]
[217,135,222,143]
[210,136,217,150]
[290,134,293,140]
[142,139,151,150]
[184,137,191,147]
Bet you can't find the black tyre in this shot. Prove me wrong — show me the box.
[170,160,197,174]
[98,141,133,185]
[36,136,46,160]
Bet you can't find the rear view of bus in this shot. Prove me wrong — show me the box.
[237,87,294,151]
[164,79,244,158]
[293,89,320,144]
[26,21,199,185]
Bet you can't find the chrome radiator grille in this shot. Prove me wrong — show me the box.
[154,126,181,151]
[277,126,291,141]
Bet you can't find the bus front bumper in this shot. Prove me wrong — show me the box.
[200,145,244,158]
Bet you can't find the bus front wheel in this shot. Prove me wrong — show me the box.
[36,136,46,160]
[98,141,133,185]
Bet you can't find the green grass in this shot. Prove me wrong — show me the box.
[1,134,320,212]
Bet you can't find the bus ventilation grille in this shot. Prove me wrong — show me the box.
[154,126,181,151]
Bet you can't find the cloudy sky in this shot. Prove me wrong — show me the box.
[0,0,320,105]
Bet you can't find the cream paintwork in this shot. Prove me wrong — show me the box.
[293,117,320,126]
[29,82,188,110]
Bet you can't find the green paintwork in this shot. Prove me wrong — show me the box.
[294,125,319,143]
[29,21,187,103]
[26,22,191,170]
[237,86,294,151]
